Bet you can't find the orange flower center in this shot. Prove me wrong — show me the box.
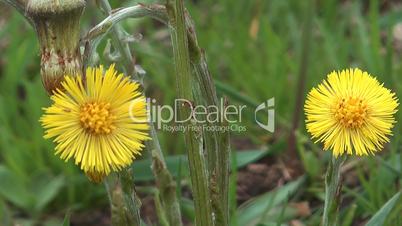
[334,97,368,128]
[80,101,116,134]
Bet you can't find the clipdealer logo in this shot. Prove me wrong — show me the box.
[129,98,275,133]
[254,98,275,132]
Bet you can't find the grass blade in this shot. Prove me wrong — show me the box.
[236,176,306,226]
[365,191,401,226]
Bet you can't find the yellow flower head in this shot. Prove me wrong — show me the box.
[41,65,150,182]
[305,68,398,157]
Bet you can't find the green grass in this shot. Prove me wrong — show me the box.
[0,0,401,225]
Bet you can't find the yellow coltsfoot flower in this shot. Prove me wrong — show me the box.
[41,65,150,182]
[305,68,398,157]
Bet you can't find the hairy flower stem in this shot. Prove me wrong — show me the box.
[107,169,142,226]
[187,17,230,226]
[166,0,215,225]
[323,156,346,226]
[151,150,183,226]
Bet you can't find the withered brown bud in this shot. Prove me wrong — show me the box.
[27,0,86,94]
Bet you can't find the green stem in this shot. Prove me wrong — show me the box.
[188,23,230,226]
[105,170,142,226]
[323,155,346,226]
[151,150,183,226]
[166,0,214,225]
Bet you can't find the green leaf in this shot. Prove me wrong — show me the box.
[180,197,195,222]
[341,204,357,226]
[0,165,34,210]
[62,212,70,226]
[366,191,401,226]
[376,155,401,175]
[236,176,306,226]
[0,197,13,226]
[235,150,269,169]
[34,176,65,211]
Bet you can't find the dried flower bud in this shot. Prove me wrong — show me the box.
[27,0,86,93]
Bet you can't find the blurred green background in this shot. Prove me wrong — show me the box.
[0,0,401,225]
